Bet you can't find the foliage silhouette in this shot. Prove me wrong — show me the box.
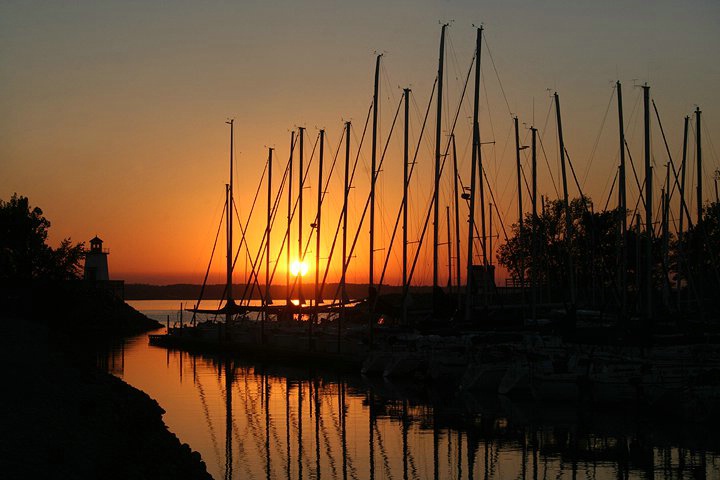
[0,194,85,281]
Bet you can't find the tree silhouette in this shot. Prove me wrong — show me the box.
[671,202,720,311]
[0,194,84,281]
[498,197,635,308]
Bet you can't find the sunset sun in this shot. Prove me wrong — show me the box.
[289,259,309,277]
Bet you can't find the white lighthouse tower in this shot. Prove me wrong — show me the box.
[84,236,110,281]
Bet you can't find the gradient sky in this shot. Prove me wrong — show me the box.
[2,1,719,285]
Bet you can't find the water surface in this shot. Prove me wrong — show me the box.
[96,301,720,479]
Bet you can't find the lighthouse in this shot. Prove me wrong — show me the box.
[84,236,110,281]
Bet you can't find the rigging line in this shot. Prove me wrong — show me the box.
[236,147,293,305]
[407,50,475,288]
[321,93,404,302]
[537,135,560,198]
[624,138,647,211]
[241,159,269,258]
[279,126,343,300]
[330,83,437,299]
[233,194,272,306]
[190,201,226,324]
[598,147,621,208]
[495,120,515,203]
[377,81,437,290]
[483,165,510,242]
[652,99,694,228]
[289,122,374,303]
[603,169,619,212]
[248,134,322,303]
[244,130,319,304]
[315,103,373,300]
[265,135,305,294]
[581,88,615,188]
[481,70,497,146]
[215,156,272,309]
[214,153,267,310]
[482,31,513,118]
[564,147,586,200]
[702,117,719,169]
[380,61,398,114]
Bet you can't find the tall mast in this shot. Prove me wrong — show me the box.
[465,26,482,322]
[514,116,525,314]
[489,203,493,266]
[402,89,410,325]
[554,93,576,317]
[452,134,461,304]
[433,24,447,310]
[341,121,351,349]
[313,129,324,348]
[264,147,273,343]
[225,119,235,320]
[696,106,703,223]
[642,84,652,321]
[298,127,305,305]
[370,54,381,310]
[446,205,452,291]
[225,183,232,336]
[531,126,538,323]
[287,131,294,306]
[662,163,670,309]
[616,81,628,318]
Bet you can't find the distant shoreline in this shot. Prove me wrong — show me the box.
[124,282,435,300]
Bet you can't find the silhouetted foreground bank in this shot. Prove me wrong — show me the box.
[0,284,211,479]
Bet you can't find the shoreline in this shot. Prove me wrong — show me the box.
[1,284,213,479]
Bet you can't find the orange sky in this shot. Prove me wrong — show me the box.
[2,1,719,285]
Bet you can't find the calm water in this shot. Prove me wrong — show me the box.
[97,300,720,480]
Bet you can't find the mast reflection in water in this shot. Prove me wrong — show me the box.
[101,317,719,479]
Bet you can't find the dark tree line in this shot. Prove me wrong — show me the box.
[0,194,85,282]
[497,196,720,315]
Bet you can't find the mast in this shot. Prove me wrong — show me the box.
[225,183,232,336]
[531,126,538,323]
[313,129,324,349]
[433,24,447,313]
[402,88,410,325]
[514,116,525,314]
[264,147,273,343]
[662,163,670,309]
[225,119,234,339]
[341,121,350,350]
[489,203,493,266]
[643,84,652,321]
[287,131,294,306]
[465,26,482,322]
[370,54,381,310]
[617,81,628,318]
[298,127,305,305]
[452,134,461,304]
[554,92,576,318]
[696,106,702,223]
[446,205,452,291]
